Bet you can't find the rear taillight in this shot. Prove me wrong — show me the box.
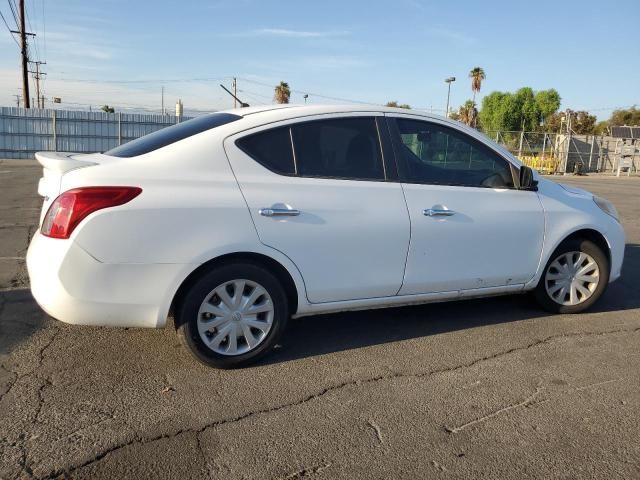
[41,186,142,239]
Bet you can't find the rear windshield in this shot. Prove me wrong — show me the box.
[105,112,242,158]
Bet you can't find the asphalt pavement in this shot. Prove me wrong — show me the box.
[1,162,638,479]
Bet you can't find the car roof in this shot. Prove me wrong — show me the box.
[224,103,448,121]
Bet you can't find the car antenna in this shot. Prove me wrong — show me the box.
[219,84,250,108]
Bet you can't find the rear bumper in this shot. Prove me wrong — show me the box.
[27,231,187,328]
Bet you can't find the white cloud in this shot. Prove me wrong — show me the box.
[424,27,477,45]
[298,55,368,69]
[45,30,116,61]
[233,28,350,38]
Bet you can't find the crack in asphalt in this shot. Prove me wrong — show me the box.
[3,327,62,480]
[17,438,36,480]
[279,462,332,479]
[444,387,545,433]
[40,325,640,479]
[195,431,214,479]
[0,364,18,403]
[33,377,53,425]
[366,419,384,445]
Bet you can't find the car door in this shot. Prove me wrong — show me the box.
[225,113,410,303]
[387,115,545,295]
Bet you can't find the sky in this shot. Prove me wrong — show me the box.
[0,0,638,119]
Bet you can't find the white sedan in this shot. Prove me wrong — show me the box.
[27,105,625,368]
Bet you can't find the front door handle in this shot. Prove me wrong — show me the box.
[259,206,300,217]
[423,208,456,217]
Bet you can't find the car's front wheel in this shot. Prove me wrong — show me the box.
[534,238,609,314]
[176,263,289,368]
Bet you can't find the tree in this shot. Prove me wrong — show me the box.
[274,81,291,104]
[546,109,597,134]
[478,91,509,132]
[448,111,461,121]
[609,106,640,126]
[572,110,597,134]
[385,101,411,109]
[594,121,609,135]
[545,112,563,133]
[101,105,115,113]
[457,100,477,126]
[469,67,485,105]
[534,89,561,126]
[478,87,561,133]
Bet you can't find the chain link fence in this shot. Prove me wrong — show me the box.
[484,130,639,175]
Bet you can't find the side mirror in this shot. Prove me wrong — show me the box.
[519,165,538,191]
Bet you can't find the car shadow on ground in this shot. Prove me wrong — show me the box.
[0,289,49,356]
[1,245,637,363]
[263,243,640,365]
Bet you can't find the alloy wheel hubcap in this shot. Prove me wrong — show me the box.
[197,279,274,356]
[545,251,600,306]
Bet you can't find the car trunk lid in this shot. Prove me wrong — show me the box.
[35,151,107,224]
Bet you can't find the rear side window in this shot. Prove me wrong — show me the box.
[236,117,386,181]
[105,112,241,158]
[236,126,295,175]
[292,117,384,180]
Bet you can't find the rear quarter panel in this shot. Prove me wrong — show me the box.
[64,133,255,265]
[59,129,309,319]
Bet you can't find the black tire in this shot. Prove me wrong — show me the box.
[176,262,289,368]
[534,238,609,314]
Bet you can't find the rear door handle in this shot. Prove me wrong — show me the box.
[259,207,300,217]
[423,208,456,217]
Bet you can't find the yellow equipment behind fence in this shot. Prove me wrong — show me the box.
[517,155,560,175]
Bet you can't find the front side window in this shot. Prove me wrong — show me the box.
[291,117,385,180]
[395,118,514,188]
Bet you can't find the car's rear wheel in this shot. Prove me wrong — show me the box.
[534,238,609,314]
[176,263,289,368]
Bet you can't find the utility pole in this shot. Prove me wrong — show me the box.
[18,0,30,108]
[161,85,165,115]
[29,61,47,108]
[13,94,21,108]
[232,77,237,109]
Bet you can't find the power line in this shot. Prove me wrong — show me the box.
[7,0,18,26]
[50,76,229,84]
[47,74,380,107]
[25,0,39,62]
[40,0,45,61]
[236,77,381,106]
[28,60,46,108]
[0,9,18,45]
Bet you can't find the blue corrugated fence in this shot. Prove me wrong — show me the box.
[0,106,191,159]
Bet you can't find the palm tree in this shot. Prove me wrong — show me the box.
[458,100,477,126]
[469,67,486,105]
[274,81,291,104]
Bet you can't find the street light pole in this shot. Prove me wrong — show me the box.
[445,76,456,118]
